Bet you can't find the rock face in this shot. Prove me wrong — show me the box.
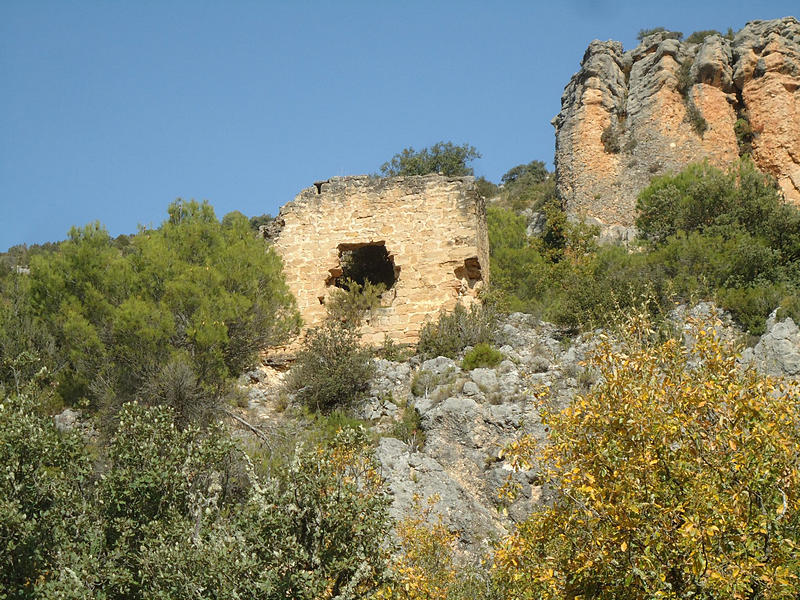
[269,175,489,345]
[240,304,800,560]
[554,17,800,226]
[362,314,596,554]
[742,311,800,377]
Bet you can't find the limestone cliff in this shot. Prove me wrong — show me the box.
[554,17,800,226]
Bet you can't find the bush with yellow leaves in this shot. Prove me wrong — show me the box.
[379,495,501,600]
[493,314,800,599]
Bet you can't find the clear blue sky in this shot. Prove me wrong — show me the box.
[1,1,796,250]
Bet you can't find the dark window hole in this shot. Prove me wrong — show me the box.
[326,242,399,291]
[454,257,482,288]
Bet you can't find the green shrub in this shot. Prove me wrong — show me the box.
[685,102,708,136]
[0,274,56,394]
[391,401,426,450]
[416,303,497,359]
[493,161,555,212]
[303,408,372,445]
[462,343,504,370]
[411,369,442,397]
[379,141,481,177]
[734,116,753,155]
[325,278,385,327]
[2,394,392,599]
[715,284,789,335]
[676,59,694,96]
[487,157,797,337]
[636,159,790,244]
[289,322,374,411]
[0,386,92,594]
[637,27,682,42]
[377,335,413,362]
[686,29,722,43]
[475,176,499,199]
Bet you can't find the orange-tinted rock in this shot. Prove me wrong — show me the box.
[555,17,800,226]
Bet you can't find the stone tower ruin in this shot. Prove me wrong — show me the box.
[269,174,489,345]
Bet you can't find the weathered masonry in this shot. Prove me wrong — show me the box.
[269,175,489,344]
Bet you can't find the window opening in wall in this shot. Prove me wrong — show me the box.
[454,257,482,289]
[326,242,400,291]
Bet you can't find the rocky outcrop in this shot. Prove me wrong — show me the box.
[741,311,800,377]
[239,304,800,560]
[554,17,800,226]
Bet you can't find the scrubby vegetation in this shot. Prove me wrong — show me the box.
[289,322,375,411]
[1,387,392,599]
[462,343,504,370]
[488,158,800,335]
[379,142,481,177]
[495,315,800,598]
[325,278,386,327]
[492,160,556,212]
[637,27,683,41]
[416,303,498,359]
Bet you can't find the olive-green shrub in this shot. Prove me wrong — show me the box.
[289,322,375,411]
[462,343,504,370]
[416,303,498,359]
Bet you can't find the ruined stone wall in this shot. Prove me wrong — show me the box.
[554,17,800,227]
[270,175,489,345]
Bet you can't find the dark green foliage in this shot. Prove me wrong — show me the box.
[637,26,666,40]
[289,322,375,411]
[685,102,708,136]
[237,425,392,599]
[676,59,694,96]
[474,176,499,199]
[0,275,57,395]
[734,116,754,155]
[675,59,707,136]
[637,27,683,41]
[391,401,425,449]
[20,200,299,420]
[488,158,799,334]
[686,29,722,43]
[248,212,274,231]
[325,278,386,327]
[494,162,556,212]
[462,343,504,370]
[0,386,92,598]
[635,159,800,331]
[1,387,392,599]
[416,303,498,359]
[636,159,792,245]
[500,161,548,187]
[377,335,413,362]
[379,141,481,177]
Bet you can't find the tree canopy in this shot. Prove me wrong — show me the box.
[379,142,481,177]
[0,199,300,423]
